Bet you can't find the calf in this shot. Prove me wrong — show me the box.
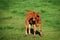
[25,10,42,37]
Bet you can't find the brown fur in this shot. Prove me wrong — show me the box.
[25,10,42,37]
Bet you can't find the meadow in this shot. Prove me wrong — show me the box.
[0,0,60,40]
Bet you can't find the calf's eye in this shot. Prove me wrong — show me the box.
[37,15,39,17]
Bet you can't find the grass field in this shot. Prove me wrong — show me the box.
[0,0,60,40]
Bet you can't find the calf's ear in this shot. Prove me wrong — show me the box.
[37,12,40,14]
[33,12,35,13]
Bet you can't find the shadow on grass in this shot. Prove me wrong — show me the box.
[30,28,40,36]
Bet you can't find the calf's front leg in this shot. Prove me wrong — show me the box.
[33,25,36,37]
[29,24,31,34]
[25,25,28,36]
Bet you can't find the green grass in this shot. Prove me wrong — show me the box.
[0,0,60,40]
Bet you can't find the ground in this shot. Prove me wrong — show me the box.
[0,0,60,40]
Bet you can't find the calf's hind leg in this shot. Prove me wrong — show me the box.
[39,24,42,37]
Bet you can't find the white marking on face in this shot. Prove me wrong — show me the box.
[33,19,35,21]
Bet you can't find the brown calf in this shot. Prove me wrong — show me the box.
[25,10,42,37]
